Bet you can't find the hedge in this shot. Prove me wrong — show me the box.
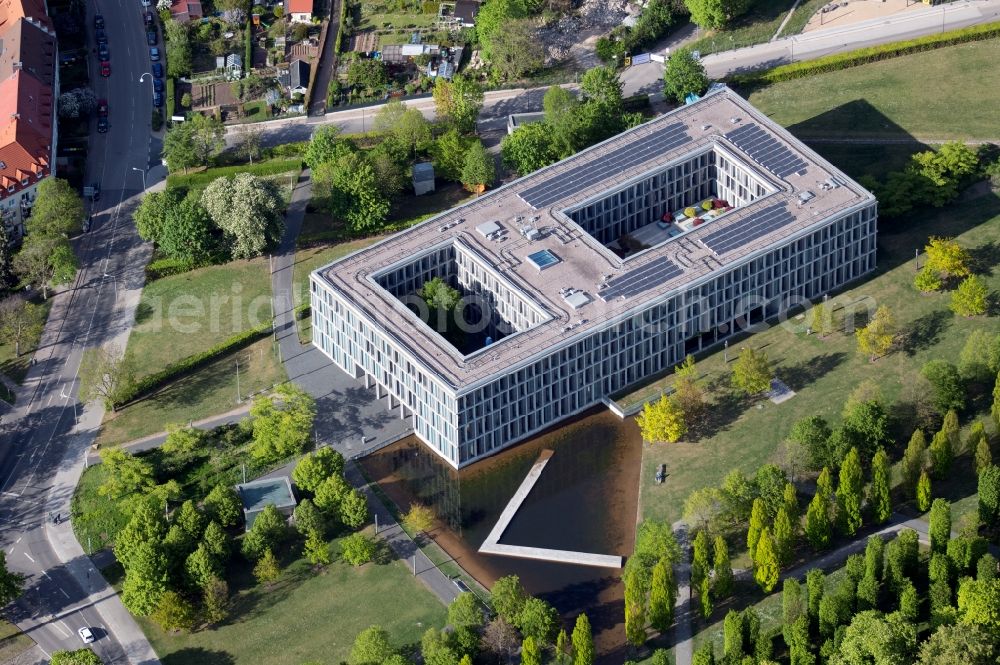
[623,93,650,112]
[114,322,272,409]
[728,21,1000,86]
[145,256,193,281]
[333,0,348,54]
[166,158,302,190]
[244,20,253,74]
[166,77,176,119]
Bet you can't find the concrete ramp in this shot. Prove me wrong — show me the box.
[478,449,623,569]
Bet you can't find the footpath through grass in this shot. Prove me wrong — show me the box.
[747,39,1000,139]
[637,186,1000,527]
[139,531,447,665]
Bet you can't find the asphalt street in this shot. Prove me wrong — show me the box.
[0,0,160,661]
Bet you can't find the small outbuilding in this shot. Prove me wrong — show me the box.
[412,162,435,196]
[236,476,297,531]
[288,59,310,96]
[454,0,479,27]
[286,0,313,23]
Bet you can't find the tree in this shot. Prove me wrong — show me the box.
[518,597,558,644]
[975,429,992,474]
[162,122,201,173]
[929,431,954,480]
[747,498,766,560]
[449,592,484,631]
[924,236,971,282]
[914,265,943,292]
[755,464,789,518]
[294,499,326,540]
[201,173,285,259]
[649,556,676,632]
[805,491,831,550]
[520,635,541,665]
[253,548,281,584]
[958,578,1000,629]
[314,474,351,514]
[624,564,647,645]
[133,189,182,246]
[486,18,541,80]
[50,649,103,665]
[121,540,169,615]
[349,625,395,665]
[902,430,927,497]
[241,504,287,560]
[978,464,1000,527]
[151,590,196,632]
[731,347,772,395]
[347,58,387,90]
[841,399,891,460]
[339,489,369,529]
[977,553,997,581]
[691,529,710,589]
[203,484,242,527]
[185,543,220,589]
[481,617,519,663]
[952,274,989,317]
[836,447,863,536]
[635,394,687,443]
[870,448,891,524]
[929,498,951,554]
[235,125,263,164]
[292,447,345,494]
[431,129,473,182]
[856,305,895,361]
[304,126,352,168]
[571,613,594,665]
[432,74,484,134]
[13,235,77,298]
[713,535,733,598]
[175,499,205,540]
[994,371,1000,430]
[698,573,713,620]
[753,527,779,593]
[79,345,135,411]
[0,297,44,358]
[491,575,527,624]
[917,470,933,512]
[340,532,377,566]
[392,108,433,157]
[316,152,391,234]
[788,415,834,470]
[833,610,917,665]
[0,224,16,291]
[918,624,1000,665]
[723,609,744,661]
[663,48,708,104]
[0,552,24,606]
[26,178,84,237]
[164,18,192,75]
[248,384,316,462]
[402,503,436,536]
[460,140,495,193]
[500,121,556,176]
[808,301,834,336]
[202,576,229,625]
[773,507,794,565]
[154,192,216,264]
[98,448,154,500]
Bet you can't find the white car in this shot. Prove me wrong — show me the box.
[78,626,95,643]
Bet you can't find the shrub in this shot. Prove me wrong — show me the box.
[165,77,176,119]
[340,532,376,566]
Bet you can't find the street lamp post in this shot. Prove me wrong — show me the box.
[138,73,152,84]
[103,272,119,298]
[131,166,147,191]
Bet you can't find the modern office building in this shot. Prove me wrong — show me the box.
[310,87,878,469]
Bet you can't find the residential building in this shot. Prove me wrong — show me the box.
[310,88,878,469]
[288,58,309,97]
[169,0,203,23]
[453,0,479,27]
[286,0,312,23]
[0,0,56,241]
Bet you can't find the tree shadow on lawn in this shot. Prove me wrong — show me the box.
[897,309,953,357]
[691,376,754,441]
[222,556,316,626]
[777,352,847,393]
[162,648,236,665]
[969,240,1000,277]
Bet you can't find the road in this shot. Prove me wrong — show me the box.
[0,0,161,661]
[227,0,1000,150]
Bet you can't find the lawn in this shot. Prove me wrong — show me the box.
[138,531,447,665]
[0,620,34,663]
[97,337,286,446]
[0,299,52,385]
[126,258,273,381]
[165,159,302,198]
[635,185,1000,527]
[73,463,130,553]
[747,39,1000,140]
[685,0,820,56]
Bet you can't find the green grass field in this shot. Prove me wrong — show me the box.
[747,39,1000,139]
[686,0,825,56]
[0,299,52,385]
[139,531,447,665]
[0,621,34,663]
[97,337,286,446]
[636,186,1000,527]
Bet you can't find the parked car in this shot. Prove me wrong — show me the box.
[143,10,154,24]
[97,43,109,60]
[95,28,107,45]
[97,99,108,116]
[146,30,156,46]
[77,627,95,644]
[97,117,109,133]
[151,62,163,78]
[452,578,471,594]
[152,78,164,92]
[152,92,163,107]
[94,14,104,28]
[149,47,160,61]
[100,60,111,77]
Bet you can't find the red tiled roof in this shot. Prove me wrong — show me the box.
[0,18,56,85]
[0,0,51,31]
[169,0,203,21]
[286,0,312,14]
[0,70,52,192]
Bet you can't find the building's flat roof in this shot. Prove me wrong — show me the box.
[315,88,873,393]
[237,476,296,514]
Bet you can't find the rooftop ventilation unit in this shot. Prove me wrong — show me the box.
[798,191,815,204]
[476,220,501,237]
[561,289,591,309]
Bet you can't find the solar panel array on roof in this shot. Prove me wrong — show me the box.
[518,123,692,209]
[598,258,683,301]
[724,123,807,178]
[700,203,794,256]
